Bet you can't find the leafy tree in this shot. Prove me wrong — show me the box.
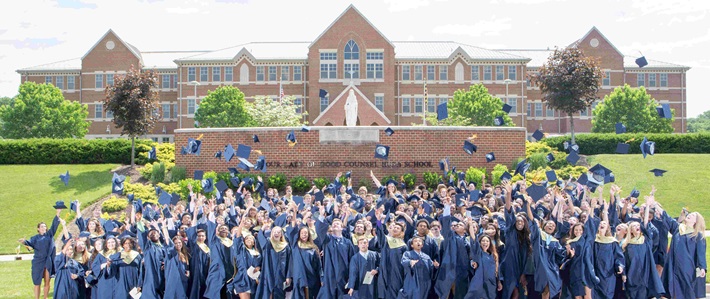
[532,47,602,144]
[688,110,710,133]
[246,95,307,127]
[0,82,89,138]
[194,86,254,128]
[425,83,513,126]
[592,84,673,133]
[104,66,160,167]
[0,96,12,107]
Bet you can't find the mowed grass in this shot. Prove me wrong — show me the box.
[0,260,53,298]
[0,164,117,254]
[588,154,710,226]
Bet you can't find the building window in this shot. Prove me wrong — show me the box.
[402,65,411,81]
[637,73,645,87]
[172,75,179,89]
[660,73,668,87]
[56,76,64,89]
[343,40,360,78]
[439,65,448,81]
[188,99,196,115]
[45,76,52,84]
[320,96,329,112]
[580,106,589,117]
[402,97,411,113]
[320,52,337,79]
[344,40,359,60]
[366,64,375,79]
[67,76,75,90]
[414,97,423,113]
[527,103,532,117]
[471,66,480,81]
[293,66,302,81]
[200,67,208,82]
[546,105,554,117]
[375,95,384,112]
[648,73,656,87]
[603,71,610,86]
[427,97,436,112]
[366,51,384,80]
[267,66,277,81]
[224,67,233,82]
[366,52,383,60]
[162,103,171,120]
[294,97,302,114]
[212,67,221,82]
[162,75,170,89]
[95,74,103,88]
[508,65,516,80]
[162,137,170,143]
[344,63,359,79]
[95,103,103,119]
[281,66,289,81]
[496,66,504,81]
[427,65,436,81]
[439,97,448,105]
[535,103,542,117]
[414,65,423,81]
[106,109,113,119]
[171,104,177,118]
[484,66,492,81]
[257,66,265,82]
[507,98,517,113]
[188,67,196,82]
[106,74,114,87]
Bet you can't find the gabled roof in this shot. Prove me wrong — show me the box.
[393,41,530,61]
[17,58,81,73]
[309,4,394,49]
[570,26,623,57]
[313,83,391,125]
[176,42,310,62]
[82,29,143,65]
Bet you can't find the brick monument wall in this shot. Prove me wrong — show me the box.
[175,126,526,184]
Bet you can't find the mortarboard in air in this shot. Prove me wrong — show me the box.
[345,171,351,179]
[588,164,611,185]
[437,102,448,121]
[635,56,648,68]
[457,171,465,181]
[286,130,297,147]
[502,103,512,114]
[79,231,91,239]
[148,146,157,160]
[532,129,545,141]
[319,89,328,98]
[640,136,655,158]
[259,199,272,212]
[374,144,390,160]
[616,143,630,154]
[566,150,580,165]
[494,116,504,126]
[421,201,433,214]
[132,200,142,214]
[180,146,188,155]
[53,200,67,210]
[301,125,310,132]
[311,190,325,203]
[455,193,467,207]
[255,156,267,173]
[237,160,252,171]
[463,140,477,155]
[224,144,236,162]
[535,205,550,220]
[186,138,202,155]
[650,168,667,177]
[214,151,222,160]
[527,183,547,202]
[546,153,555,163]
[485,152,496,163]
[384,127,395,136]
[500,171,513,182]
[112,173,126,194]
[202,178,214,193]
[69,200,79,212]
[629,188,640,198]
[571,144,579,153]
[215,180,229,194]
[236,144,251,160]
[604,173,615,184]
[59,171,70,186]
[576,173,589,186]
[469,190,481,202]
[242,177,253,189]
[545,170,558,183]
[657,104,672,119]
[292,196,304,206]
[162,207,172,219]
[274,213,289,228]
[615,122,626,134]
[158,191,172,206]
[228,167,239,177]
[194,170,204,180]
[514,159,530,177]
[439,157,449,171]
[253,134,260,143]
[126,193,134,202]
[171,193,180,205]
[229,175,240,187]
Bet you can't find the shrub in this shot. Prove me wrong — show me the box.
[313,177,330,189]
[290,176,310,193]
[177,179,201,200]
[214,172,232,187]
[140,163,154,180]
[170,166,187,183]
[422,172,442,191]
[0,138,153,164]
[556,165,588,180]
[402,173,416,189]
[123,182,158,205]
[151,162,166,184]
[358,178,372,190]
[156,182,181,195]
[464,167,486,188]
[490,164,510,186]
[101,196,128,213]
[528,152,549,171]
[540,133,710,155]
[267,173,287,191]
[547,151,569,170]
[525,141,554,157]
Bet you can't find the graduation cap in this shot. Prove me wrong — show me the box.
[158,191,172,206]
[650,168,667,177]
[527,183,547,202]
[469,190,481,201]
[421,201,433,214]
[616,143,630,154]
[629,188,640,198]
[545,170,558,183]
[319,89,328,98]
[162,207,172,219]
[242,177,254,189]
[132,200,143,214]
[155,185,162,196]
[514,159,530,177]
[374,144,390,160]
[571,144,579,153]
[53,200,68,210]
[500,171,512,182]
[69,200,79,212]
[254,156,267,173]
[148,146,157,160]
[259,199,272,212]
[112,173,125,194]
[615,122,626,134]
[640,136,655,158]
[237,160,252,171]
[457,171,465,181]
[224,144,236,162]
[236,144,251,160]
[535,205,550,220]
[463,140,477,155]
[545,153,555,163]
[214,151,222,160]
[126,193,134,202]
[171,193,181,205]
[635,56,648,68]
[657,103,672,119]
[563,141,569,151]
[493,116,504,126]
[311,190,325,203]
[485,152,496,163]
[604,173,615,184]
[194,170,204,180]
[345,171,352,179]
[59,171,70,186]
[384,127,395,136]
[566,151,580,165]
[436,102,448,121]
[439,157,449,171]
[502,103,512,114]
[576,173,589,186]
[292,196,304,206]
[180,146,188,155]
[454,193,468,207]
[202,178,214,193]
[252,134,260,143]
[588,164,611,185]
[286,131,297,147]
[532,129,545,141]
[301,125,310,132]
[186,138,202,155]
[215,180,229,194]
[229,176,241,187]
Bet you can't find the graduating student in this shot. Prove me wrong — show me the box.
[72,238,92,299]
[374,206,408,299]
[500,182,531,299]
[204,222,236,299]
[592,187,624,299]
[527,195,568,299]
[229,218,262,298]
[434,197,471,299]
[465,233,501,299]
[398,236,435,299]
[316,204,355,299]
[113,237,142,299]
[91,236,118,299]
[19,206,62,299]
[347,237,380,299]
[622,194,664,299]
[160,218,189,299]
[255,219,291,299]
[185,199,211,299]
[54,239,83,299]
[565,186,600,299]
[289,222,322,299]
[137,221,167,299]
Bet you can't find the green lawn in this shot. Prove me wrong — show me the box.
[588,154,710,226]
[0,260,53,298]
[0,164,117,254]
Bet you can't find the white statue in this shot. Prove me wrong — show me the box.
[345,89,359,126]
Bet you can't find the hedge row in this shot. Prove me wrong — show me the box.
[0,138,153,164]
[540,133,710,155]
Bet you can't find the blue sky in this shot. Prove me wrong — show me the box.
[1,0,708,117]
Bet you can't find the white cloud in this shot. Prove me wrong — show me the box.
[432,17,512,37]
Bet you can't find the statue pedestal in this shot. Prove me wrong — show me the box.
[318,127,379,144]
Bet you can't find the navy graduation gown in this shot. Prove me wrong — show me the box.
[592,238,624,299]
[186,226,210,299]
[91,253,117,299]
[347,251,380,299]
[500,209,528,299]
[376,220,407,299]
[465,241,498,299]
[398,250,434,299]
[289,243,322,299]
[138,239,167,299]
[114,251,142,299]
[228,236,262,295]
[434,215,471,299]
[204,233,234,299]
[529,220,566,298]
[624,223,664,299]
[24,215,59,285]
[54,253,82,299]
[164,243,189,299]
[661,212,707,299]
[316,219,355,299]
[255,229,291,299]
[565,217,598,296]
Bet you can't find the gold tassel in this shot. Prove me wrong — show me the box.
[624,137,635,144]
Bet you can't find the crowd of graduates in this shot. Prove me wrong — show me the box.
[19,166,708,299]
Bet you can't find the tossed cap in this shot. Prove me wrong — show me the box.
[635,56,648,68]
[616,143,630,154]
[463,140,477,155]
[531,129,544,141]
[384,127,395,136]
[566,151,580,165]
[500,171,513,182]
[485,152,496,163]
[194,170,204,180]
[286,131,297,146]
[214,151,222,160]
[224,144,236,162]
[202,178,214,193]
[657,104,672,119]
[186,138,202,155]
[53,200,68,210]
[650,168,667,177]
[252,134,260,143]
[236,144,251,160]
[148,146,157,160]
[59,170,70,186]
[255,156,267,173]
[301,125,310,132]
[112,173,126,195]
[545,170,558,183]
[514,159,530,177]
[215,180,229,193]
[502,103,512,114]
[374,144,390,160]
[158,191,172,206]
[546,153,555,163]
[69,200,79,212]
[527,183,547,202]
[615,122,626,134]
[640,136,655,158]
[493,116,504,126]
[437,102,448,121]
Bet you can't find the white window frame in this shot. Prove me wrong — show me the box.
[268,66,277,82]
[319,51,337,80]
[508,65,516,80]
[281,66,290,81]
[484,66,492,81]
[293,66,302,81]
[507,97,517,114]
[439,65,448,81]
[660,73,668,87]
[427,65,436,81]
[162,75,170,89]
[188,99,196,115]
[95,74,103,89]
[67,76,75,90]
[496,65,504,81]
[162,103,171,120]
[56,76,64,90]
[534,102,542,117]
[414,97,423,113]
[637,73,645,87]
[375,94,384,112]
[212,67,221,82]
[402,65,411,81]
[402,97,411,114]
[471,66,480,81]
[648,73,656,87]
[603,71,610,86]
[256,66,265,82]
[188,67,196,82]
[320,95,329,112]
[414,65,423,81]
[95,103,103,119]
[224,67,233,82]
[200,67,208,82]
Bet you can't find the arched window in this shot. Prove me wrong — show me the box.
[344,40,359,60]
[239,64,249,84]
[455,62,464,83]
[344,40,360,79]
